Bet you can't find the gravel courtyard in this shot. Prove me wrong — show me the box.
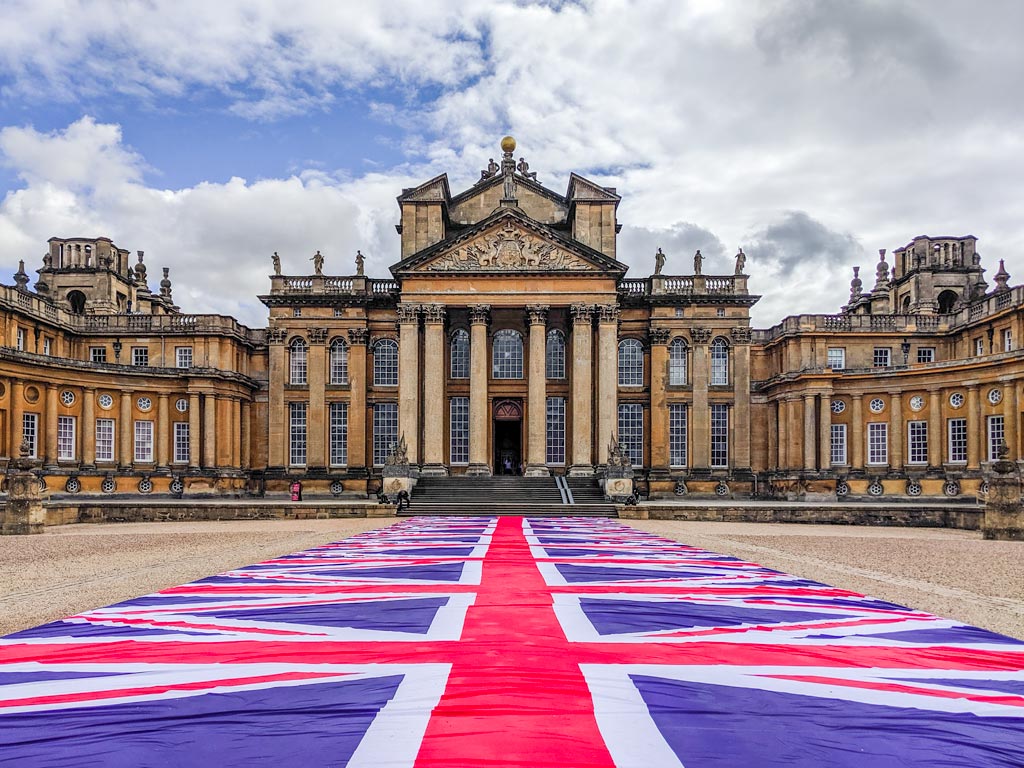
[0,518,1021,639]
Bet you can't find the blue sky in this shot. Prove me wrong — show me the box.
[1,0,1023,328]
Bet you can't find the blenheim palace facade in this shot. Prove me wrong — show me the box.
[1,138,1021,501]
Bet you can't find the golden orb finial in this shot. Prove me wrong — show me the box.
[500,135,516,153]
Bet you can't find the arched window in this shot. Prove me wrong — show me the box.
[710,337,729,385]
[668,337,688,385]
[546,329,566,379]
[618,339,643,386]
[330,338,348,385]
[289,338,307,385]
[937,290,959,314]
[450,329,469,379]
[373,338,399,386]
[67,290,86,314]
[492,330,523,379]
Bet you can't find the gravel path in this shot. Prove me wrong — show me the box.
[624,521,1024,640]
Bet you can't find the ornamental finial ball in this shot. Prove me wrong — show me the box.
[500,135,516,153]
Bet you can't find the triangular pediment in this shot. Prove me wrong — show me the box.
[397,174,450,203]
[391,208,626,277]
[566,172,621,203]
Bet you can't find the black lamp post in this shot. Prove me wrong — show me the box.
[112,339,122,362]
[900,337,911,366]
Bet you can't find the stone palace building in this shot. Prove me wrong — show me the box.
[1,137,1021,501]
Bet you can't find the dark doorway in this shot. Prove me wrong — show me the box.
[493,399,523,475]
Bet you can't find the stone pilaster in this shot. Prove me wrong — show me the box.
[851,394,864,469]
[967,385,981,469]
[928,388,942,468]
[690,327,711,471]
[889,392,903,469]
[397,304,421,467]
[10,379,24,459]
[240,400,251,469]
[203,393,217,469]
[818,392,832,470]
[421,305,448,475]
[119,391,133,468]
[82,387,96,467]
[526,305,550,476]
[468,305,491,476]
[347,328,369,472]
[767,399,779,470]
[648,328,671,478]
[595,305,619,465]
[569,304,594,475]
[267,327,287,469]
[803,393,816,470]
[44,384,58,468]
[731,327,752,471]
[156,394,170,469]
[188,392,201,469]
[1004,384,1018,459]
[307,327,328,470]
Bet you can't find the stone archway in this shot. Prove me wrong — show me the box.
[493,399,523,475]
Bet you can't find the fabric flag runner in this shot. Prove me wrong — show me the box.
[1,516,1022,767]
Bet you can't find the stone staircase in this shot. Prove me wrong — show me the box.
[404,476,617,517]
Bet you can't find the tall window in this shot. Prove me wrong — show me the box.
[134,420,154,462]
[908,421,928,464]
[668,338,688,386]
[373,339,399,386]
[57,416,76,461]
[830,424,847,465]
[710,404,729,468]
[174,422,190,463]
[330,339,349,385]
[827,348,846,370]
[492,330,524,379]
[16,328,25,351]
[450,330,469,379]
[450,397,469,464]
[1004,329,1014,352]
[329,402,348,466]
[289,402,307,466]
[974,338,984,356]
[669,404,687,467]
[175,346,193,368]
[710,338,729,385]
[546,397,566,465]
[618,339,643,386]
[867,423,888,465]
[546,330,566,379]
[873,347,891,367]
[617,404,643,467]
[289,339,308,385]
[132,347,149,367]
[373,403,398,466]
[988,415,1006,461]
[22,413,38,458]
[96,418,114,462]
[947,418,967,463]
[43,338,52,356]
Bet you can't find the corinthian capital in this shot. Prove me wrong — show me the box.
[422,304,446,324]
[648,327,671,345]
[570,304,595,324]
[396,304,421,323]
[469,304,491,325]
[596,304,620,323]
[526,304,549,325]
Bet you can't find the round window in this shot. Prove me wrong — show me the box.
[98,393,113,409]
[869,397,885,413]
[137,396,152,411]
[830,399,846,414]
[949,392,964,408]
[988,388,1003,405]
[175,398,188,413]
[909,395,924,412]
[60,390,75,406]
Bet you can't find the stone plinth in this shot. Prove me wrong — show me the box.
[982,459,1024,540]
[3,470,45,535]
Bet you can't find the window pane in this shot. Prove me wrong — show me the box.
[134,420,154,462]
[867,423,888,464]
[988,416,1005,461]
[95,419,114,462]
[948,418,967,463]
[916,347,935,364]
[289,402,307,466]
[329,402,348,466]
[374,339,399,386]
[710,339,729,385]
[546,330,565,379]
[830,424,847,465]
[827,348,845,370]
[617,404,643,467]
[290,340,308,385]
[22,413,37,458]
[711,404,729,467]
[176,347,193,368]
[669,404,687,467]
[873,348,891,367]
[57,416,75,460]
[492,330,524,379]
[174,422,190,463]
[668,339,688,385]
[450,397,469,464]
[373,403,398,466]
[330,340,349,385]
[908,421,928,464]
[546,397,565,465]
[618,339,643,386]
[450,330,469,379]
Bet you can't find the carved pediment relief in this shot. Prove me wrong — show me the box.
[424,220,594,272]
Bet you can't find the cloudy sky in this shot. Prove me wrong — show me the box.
[0,0,1021,328]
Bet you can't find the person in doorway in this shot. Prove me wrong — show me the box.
[503,457,513,475]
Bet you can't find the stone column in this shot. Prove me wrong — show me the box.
[232,398,242,468]
[468,305,491,476]
[240,400,251,469]
[156,394,170,469]
[1003,384,1018,460]
[569,304,594,475]
[397,304,421,466]
[525,305,550,476]
[188,392,201,469]
[889,392,903,469]
[267,329,287,469]
[10,379,23,458]
[43,385,58,468]
[690,327,711,470]
[802,394,817,470]
[818,393,832,470]
[851,394,864,469]
[966,385,981,469]
[648,328,671,474]
[421,305,448,475]
[595,306,619,465]
[82,387,96,467]
[768,399,779,470]
[306,327,328,469]
[119,391,133,468]
[927,388,942,468]
[731,328,752,471]
[203,394,217,469]
[347,329,369,472]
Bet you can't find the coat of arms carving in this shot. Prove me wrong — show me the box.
[427,221,590,272]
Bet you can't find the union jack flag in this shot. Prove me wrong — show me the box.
[1,515,1022,767]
